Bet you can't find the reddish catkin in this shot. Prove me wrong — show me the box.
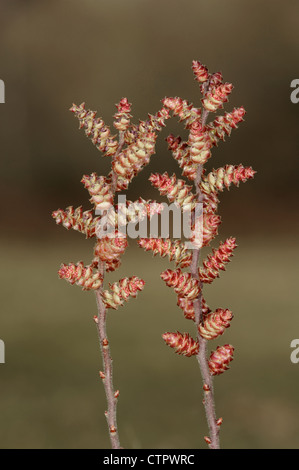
[162,96,201,127]
[70,102,118,156]
[98,258,121,273]
[102,198,164,233]
[166,134,198,181]
[113,98,132,132]
[202,83,234,113]
[101,276,145,310]
[52,206,100,238]
[177,296,211,321]
[208,107,246,145]
[160,268,200,300]
[208,344,234,376]
[203,191,219,215]
[190,213,222,248]
[138,238,192,268]
[200,165,256,195]
[187,120,212,165]
[94,232,128,263]
[138,107,171,133]
[198,309,233,340]
[149,172,196,211]
[162,332,199,357]
[122,107,170,146]
[209,72,224,89]
[192,60,209,83]
[58,262,103,290]
[81,173,113,210]
[199,237,237,284]
[112,132,157,181]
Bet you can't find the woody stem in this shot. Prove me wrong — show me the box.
[94,132,125,449]
[190,105,220,449]
[95,276,121,449]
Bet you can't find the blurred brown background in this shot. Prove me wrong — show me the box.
[0,0,298,449]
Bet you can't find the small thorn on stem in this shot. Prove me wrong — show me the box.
[93,315,99,323]
[114,390,120,398]
[203,383,210,392]
[102,338,109,348]
[204,436,211,445]
[99,371,106,379]
[216,417,223,426]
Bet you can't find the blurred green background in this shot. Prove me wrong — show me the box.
[0,0,299,449]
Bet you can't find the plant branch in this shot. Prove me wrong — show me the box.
[94,131,126,449]
[190,105,220,449]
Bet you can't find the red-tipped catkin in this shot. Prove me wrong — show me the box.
[102,198,163,234]
[177,296,211,321]
[188,121,212,165]
[94,231,128,263]
[199,237,237,284]
[209,72,223,89]
[208,344,234,376]
[138,238,192,268]
[139,107,171,133]
[208,107,246,145]
[149,172,196,211]
[101,276,145,310]
[113,98,132,131]
[203,191,219,215]
[162,96,201,127]
[192,60,209,83]
[52,206,100,238]
[81,173,113,210]
[202,83,233,112]
[200,165,256,195]
[70,102,118,156]
[58,262,103,290]
[198,309,233,340]
[190,213,222,248]
[112,132,157,182]
[160,268,200,300]
[124,125,138,145]
[166,134,198,181]
[162,332,199,357]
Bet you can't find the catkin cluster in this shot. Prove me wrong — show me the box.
[54,61,256,447]
[54,98,172,297]
[137,60,255,388]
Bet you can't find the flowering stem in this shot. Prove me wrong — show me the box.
[190,105,220,449]
[94,132,125,449]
